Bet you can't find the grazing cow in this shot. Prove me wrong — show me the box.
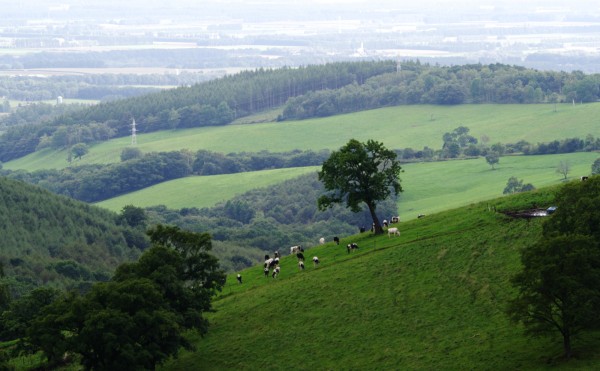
[236,274,242,284]
[360,226,366,233]
[274,251,279,258]
[264,254,270,260]
[296,252,305,262]
[264,267,269,277]
[347,243,359,253]
[391,216,399,224]
[272,266,281,278]
[298,261,305,270]
[333,236,340,245]
[581,176,589,181]
[383,219,388,228]
[312,256,320,266]
[388,227,400,237]
[290,245,302,255]
[417,214,426,219]
[319,237,325,244]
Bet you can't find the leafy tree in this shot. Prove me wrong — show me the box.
[0,287,60,341]
[503,176,535,194]
[117,205,147,228]
[592,158,600,175]
[71,143,89,160]
[503,177,523,194]
[317,139,402,234]
[507,235,600,359]
[24,226,225,370]
[556,160,571,180]
[508,176,600,358]
[542,175,600,241]
[485,152,499,170]
[120,146,142,161]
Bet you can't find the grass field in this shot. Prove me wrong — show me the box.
[95,152,599,219]
[159,187,600,370]
[96,166,319,211]
[4,103,600,171]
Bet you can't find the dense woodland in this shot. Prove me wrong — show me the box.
[0,177,148,297]
[2,61,600,163]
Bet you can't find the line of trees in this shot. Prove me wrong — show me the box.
[279,62,600,120]
[1,149,331,202]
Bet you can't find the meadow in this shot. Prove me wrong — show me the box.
[96,166,320,211]
[4,103,600,171]
[96,152,599,220]
[160,187,600,370]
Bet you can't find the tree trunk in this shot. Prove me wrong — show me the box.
[563,331,572,359]
[366,202,383,234]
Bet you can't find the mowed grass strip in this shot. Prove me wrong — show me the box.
[5,103,600,171]
[95,166,319,212]
[161,190,600,370]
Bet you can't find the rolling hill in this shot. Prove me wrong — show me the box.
[95,152,598,220]
[4,103,600,172]
[160,184,600,370]
[0,176,147,296]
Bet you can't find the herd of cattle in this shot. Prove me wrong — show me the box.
[236,216,402,283]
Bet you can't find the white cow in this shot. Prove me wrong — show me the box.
[388,227,400,237]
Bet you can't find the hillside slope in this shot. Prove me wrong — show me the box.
[162,186,600,370]
[5,103,600,172]
[0,176,147,296]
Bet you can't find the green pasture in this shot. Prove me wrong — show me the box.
[96,167,319,212]
[5,103,600,171]
[398,152,599,218]
[95,152,598,219]
[161,189,600,370]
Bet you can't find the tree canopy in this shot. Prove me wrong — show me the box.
[8,225,225,370]
[507,175,600,358]
[317,139,402,234]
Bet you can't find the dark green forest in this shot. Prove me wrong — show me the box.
[0,177,148,297]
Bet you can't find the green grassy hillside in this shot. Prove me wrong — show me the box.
[161,186,600,370]
[5,103,599,171]
[96,166,319,212]
[95,152,598,220]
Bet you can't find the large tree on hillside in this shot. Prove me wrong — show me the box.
[317,139,402,234]
[23,225,226,370]
[507,176,600,359]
